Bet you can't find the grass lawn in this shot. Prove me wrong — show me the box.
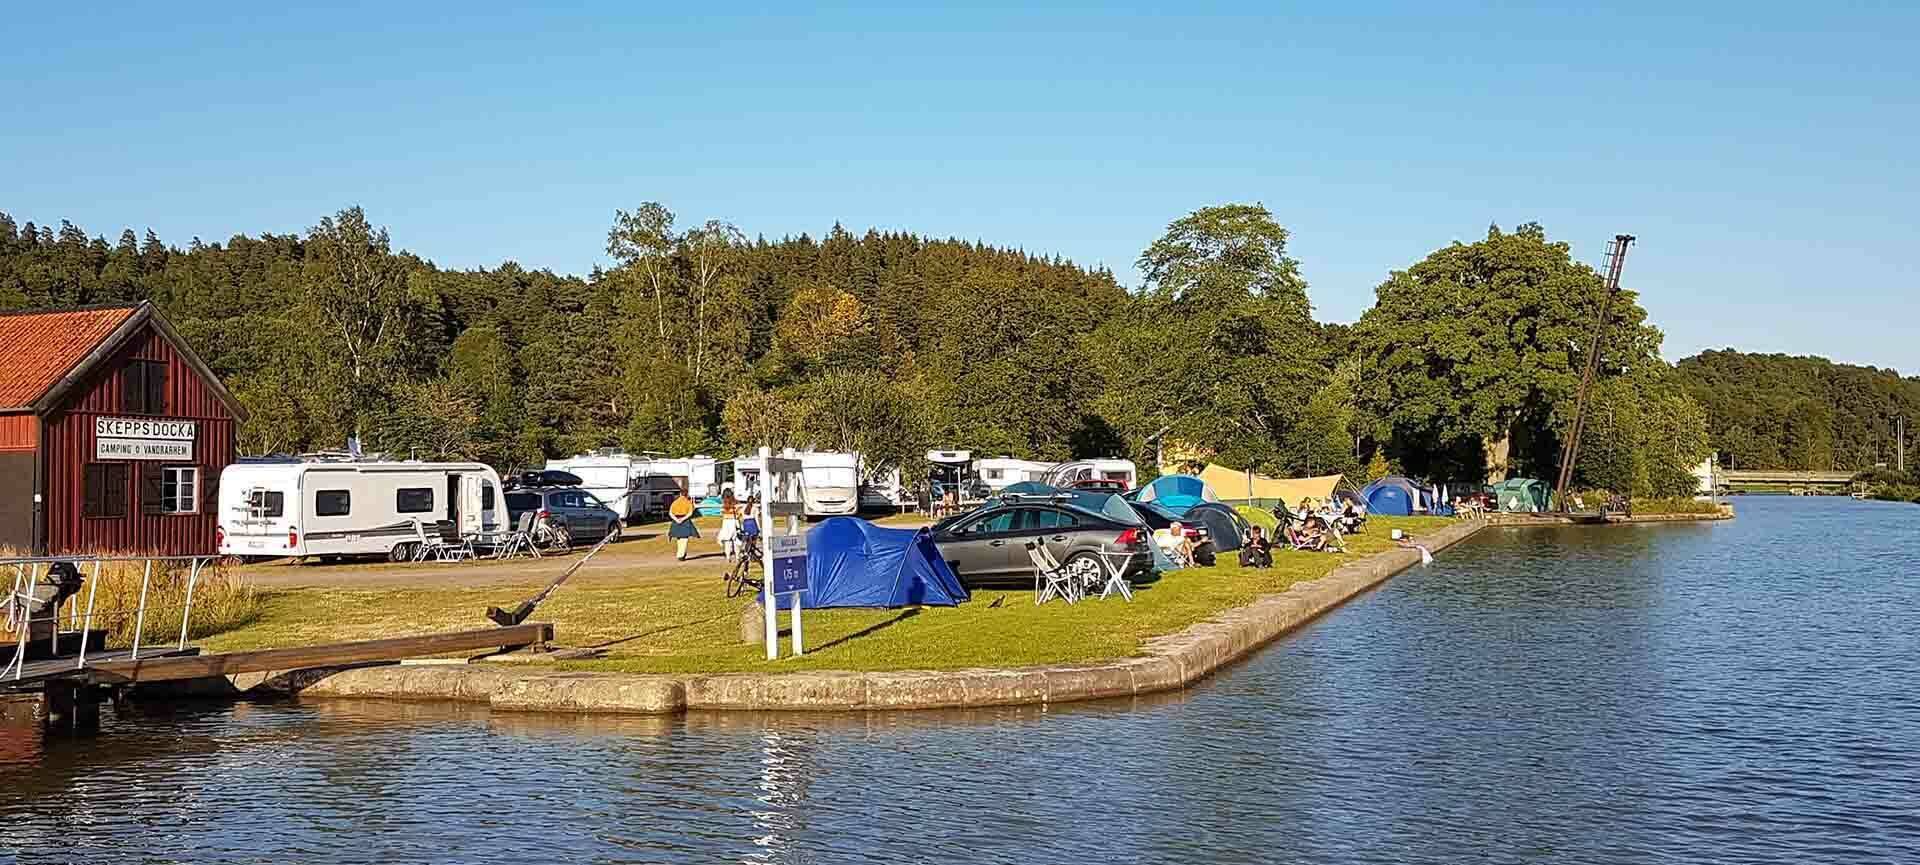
[202,515,1454,674]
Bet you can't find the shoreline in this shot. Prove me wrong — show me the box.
[1485,507,1734,527]
[250,519,1489,715]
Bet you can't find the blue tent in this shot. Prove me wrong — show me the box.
[798,518,970,609]
[1130,474,1219,516]
[1360,475,1430,516]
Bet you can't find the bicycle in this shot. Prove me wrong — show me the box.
[724,532,764,598]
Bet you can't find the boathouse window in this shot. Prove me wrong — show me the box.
[123,360,168,415]
[315,490,352,517]
[396,488,434,513]
[83,463,129,518]
[159,466,198,514]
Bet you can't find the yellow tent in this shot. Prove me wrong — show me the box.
[1197,464,1343,504]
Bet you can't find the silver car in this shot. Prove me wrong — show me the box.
[931,501,1153,587]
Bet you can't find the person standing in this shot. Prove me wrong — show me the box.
[668,490,699,561]
[716,489,741,562]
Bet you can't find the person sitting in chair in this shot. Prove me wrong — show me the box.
[1155,520,1196,565]
[1239,525,1273,568]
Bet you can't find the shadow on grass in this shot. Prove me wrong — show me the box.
[588,612,736,649]
[809,608,921,652]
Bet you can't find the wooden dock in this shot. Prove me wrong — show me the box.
[3,622,553,690]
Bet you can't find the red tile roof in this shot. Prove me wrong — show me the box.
[0,305,140,410]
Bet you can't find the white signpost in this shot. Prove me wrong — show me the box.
[94,416,195,460]
[759,447,808,660]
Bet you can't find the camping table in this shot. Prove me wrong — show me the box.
[1092,545,1136,601]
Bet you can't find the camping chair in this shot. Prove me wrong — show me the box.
[412,519,473,562]
[1152,528,1192,568]
[1025,540,1080,605]
[487,511,540,559]
[436,520,475,561]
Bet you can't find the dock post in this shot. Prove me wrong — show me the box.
[130,560,153,660]
[177,558,202,650]
[75,560,101,670]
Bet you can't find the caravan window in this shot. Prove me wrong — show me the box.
[396,488,434,513]
[481,482,496,511]
[315,490,351,517]
[247,490,285,518]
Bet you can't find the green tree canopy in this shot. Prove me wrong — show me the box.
[1352,223,1664,481]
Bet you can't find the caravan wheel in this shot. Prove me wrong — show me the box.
[389,542,418,563]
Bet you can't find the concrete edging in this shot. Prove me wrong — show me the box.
[294,520,1489,715]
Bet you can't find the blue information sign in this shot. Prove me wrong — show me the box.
[768,535,810,595]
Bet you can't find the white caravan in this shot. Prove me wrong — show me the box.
[977,457,1057,493]
[218,458,507,561]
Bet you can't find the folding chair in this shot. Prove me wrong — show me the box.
[489,511,540,559]
[410,519,442,561]
[1026,541,1079,605]
[434,520,475,562]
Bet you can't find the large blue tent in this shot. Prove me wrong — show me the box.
[1129,474,1219,516]
[1360,475,1431,516]
[798,518,970,609]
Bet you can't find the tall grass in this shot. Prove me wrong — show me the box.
[3,551,260,647]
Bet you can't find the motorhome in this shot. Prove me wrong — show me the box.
[977,457,1057,493]
[217,457,507,561]
[801,451,860,517]
[545,452,645,521]
[732,449,861,518]
[859,465,905,511]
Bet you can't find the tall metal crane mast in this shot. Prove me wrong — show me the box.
[1554,234,1635,510]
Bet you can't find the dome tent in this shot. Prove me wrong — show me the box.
[1129,474,1220,516]
[1492,477,1551,513]
[1183,502,1250,553]
[798,518,970,609]
[1359,475,1432,517]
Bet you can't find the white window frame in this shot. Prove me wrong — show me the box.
[161,466,199,514]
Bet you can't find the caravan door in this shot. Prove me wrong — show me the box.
[465,474,498,533]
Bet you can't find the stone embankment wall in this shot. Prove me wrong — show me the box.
[291,520,1489,715]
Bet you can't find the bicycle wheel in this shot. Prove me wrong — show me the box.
[725,561,749,598]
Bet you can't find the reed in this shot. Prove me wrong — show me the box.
[2,550,260,647]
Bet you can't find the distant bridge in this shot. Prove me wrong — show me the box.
[1717,469,1856,489]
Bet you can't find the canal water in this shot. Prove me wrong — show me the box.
[2,496,1915,864]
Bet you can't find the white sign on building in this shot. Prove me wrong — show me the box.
[94,416,196,461]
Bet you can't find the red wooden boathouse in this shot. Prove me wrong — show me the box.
[0,302,245,555]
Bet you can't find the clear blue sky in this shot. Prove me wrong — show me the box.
[6,2,1915,371]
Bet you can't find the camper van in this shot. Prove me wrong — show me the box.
[801,451,860,518]
[545,452,645,521]
[731,449,862,518]
[217,458,507,561]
